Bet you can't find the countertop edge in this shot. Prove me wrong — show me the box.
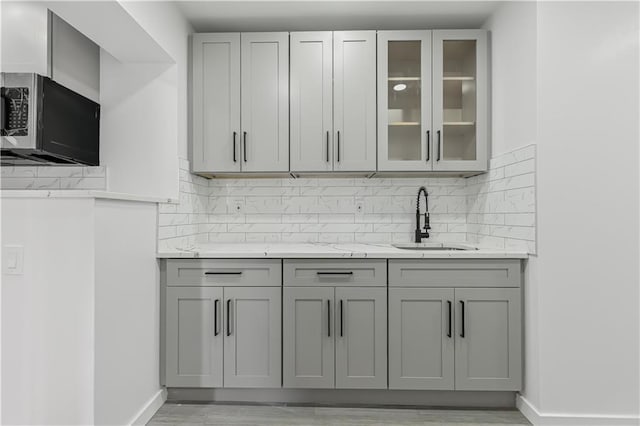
[1,190,178,204]
[156,251,529,259]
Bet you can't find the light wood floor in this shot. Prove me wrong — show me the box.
[148,403,532,425]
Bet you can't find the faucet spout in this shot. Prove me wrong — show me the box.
[415,186,431,243]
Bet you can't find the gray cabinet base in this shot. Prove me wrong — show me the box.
[166,388,517,408]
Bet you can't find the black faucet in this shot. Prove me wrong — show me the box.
[415,186,431,243]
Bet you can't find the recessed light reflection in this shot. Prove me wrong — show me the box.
[393,83,407,92]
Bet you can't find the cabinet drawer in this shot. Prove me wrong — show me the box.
[284,259,387,287]
[166,259,281,287]
[389,259,521,288]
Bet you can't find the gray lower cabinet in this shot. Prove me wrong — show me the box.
[166,286,281,388]
[283,286,387,389]
[165,287,224,387]
[335,287,387,389]
[454,288,521,391]
[388,259,522,392]
[388,288,455,390]
[224,287,282,388]
[283,287,334,388]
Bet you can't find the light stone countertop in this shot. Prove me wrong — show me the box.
[157,242,529,259]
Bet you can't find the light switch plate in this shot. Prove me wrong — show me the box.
[3,245,24,275]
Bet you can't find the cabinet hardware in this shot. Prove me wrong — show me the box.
[205,271,242,275]
[226,299,232,336]
[327,299,331,337]
[337,131,341,162]
[426,131,430,162]
[233,131,237,162]
[460,300,465,338]
[436,130,441,162]
[316,271,353,276]
[326,131,330,163]
[214,299,220,336]
[340,300,344,337]
[447,300,452,338]
[243,132,247,162]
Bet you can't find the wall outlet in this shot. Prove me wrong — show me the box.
[355,199,365,215]
[229,198,245,214]
[3,245,24,275]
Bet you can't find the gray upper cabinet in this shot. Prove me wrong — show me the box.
[290,32,333,172]
[283,286,335,388]
[432,30,488,172]
[377,30,432,171]
[388,288,454,390]
[192,33,241,173]
[165,286,223,387]
[333,31,377,172]
[240,32,289,172]
[335,287,387,389]
[290,31,376,173]
[191,32,288,174]
[454,288,521,391]
[224,287,282,388]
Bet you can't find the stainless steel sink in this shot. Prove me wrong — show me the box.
[392,243,476,251]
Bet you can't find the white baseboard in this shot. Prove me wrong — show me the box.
[129,388,167,426]
[517,395,640,426]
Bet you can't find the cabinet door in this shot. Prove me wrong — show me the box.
[240,32,289,172]
[455,288,521,390]
[378,31,432,171]
[335,287,387,389]
[165,287,223,387]
[432,30,487,172]
[333,31,376,172]
[388,288,454,390]
[192,33,241,173]
[290,32,333,172]
[223,287,281,388]
[283,287,334,388]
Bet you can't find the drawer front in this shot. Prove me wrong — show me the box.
[284,259,387,287]
[166,259,282,287]
[389,259,521,288]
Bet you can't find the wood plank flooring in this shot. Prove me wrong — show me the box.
[148,403,532,425]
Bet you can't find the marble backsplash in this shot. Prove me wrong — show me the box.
[158,144,536,253]
[1,166,107,190]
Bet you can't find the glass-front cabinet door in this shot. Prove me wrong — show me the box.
[378,31,432,171]
[432,30,487,171]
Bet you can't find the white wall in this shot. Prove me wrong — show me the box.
[100,1,193,199]
[1,198,96,425]
[0,1,49,75]
[482,1,537,156]
[94,199,161,425]
[534,1,639,422]
[482,1,541,415]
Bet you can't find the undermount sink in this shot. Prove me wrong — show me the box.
[392,243,476,251]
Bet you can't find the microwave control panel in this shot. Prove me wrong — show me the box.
[1,87,29,137]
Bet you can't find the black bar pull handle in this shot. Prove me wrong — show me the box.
[426,130,430,162]
[447,300,452,338]
[340,300,344,337]
[233,131,237,162]
[326,131,330,163]
[436,130,441,162]
[337,131,341,162]
[214,299,220,336]
[226,299,232,336]
[460,300,465,338]
[316,271,354,276]
[243,131,247,162]
[327,299,331,337]
[205,271,242,275]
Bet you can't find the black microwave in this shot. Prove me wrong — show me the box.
[0,73,100,166]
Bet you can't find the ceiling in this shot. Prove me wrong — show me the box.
[175,1,501,32]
